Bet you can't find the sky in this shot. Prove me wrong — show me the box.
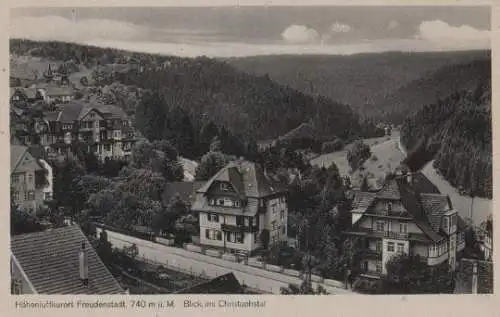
[10,6,491,57]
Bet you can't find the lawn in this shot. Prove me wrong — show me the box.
[311,131,403,189]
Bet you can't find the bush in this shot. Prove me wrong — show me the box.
[321,139,344,153]
[353,278,382,294]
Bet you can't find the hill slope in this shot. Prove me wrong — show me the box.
[368,58,491,124]
[227,50,491,123]
[400,81,492,199]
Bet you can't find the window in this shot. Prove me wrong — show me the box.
[208,213,219,222]
[443,217,449,231]
[104,144,112,151]
[260,199,264,207]
[272,221,277,230]
[114,131,121,138]
[376,240,382,252]
[280,197,286,203]
[236,232,244,243]
[451,214,457,226]
[236,216,244,226]
[387,242,395,252]
[387,202,392,212]
[376,261,382,273]
[44,192,52,200]
[376,221,385,232]
[282,226,286,235]
[280,210,285,220]
[220,183,229,191]
[13,191,20,202]
[11,174,19,184]
[63,124,72,130]
[363,261,368,271]
[234,200,240,207]
[27,173,33,183]
[209,199,215,206]
[399,223,408,233]
[218,199,224,206]
[206,229,222,240]
[272,204,277,213]
[397,243,404,253]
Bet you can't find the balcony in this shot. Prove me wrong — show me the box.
[221,223,259,233]
[362,249,382,260]
[349,227,430,242]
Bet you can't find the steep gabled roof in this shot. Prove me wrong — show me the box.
[10,225,125,295]
[197,160,286,198]
[353,172,458,242]
[10,145,27,172]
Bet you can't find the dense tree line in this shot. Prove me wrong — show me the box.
[401,82,492,198]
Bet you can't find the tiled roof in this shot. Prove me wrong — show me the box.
[176,273,244,294]
[11,225,125,295]
[46,87,75,97]
[420,194,449,232]
[197,160,286,198]
[10,145,43,173]
[355,173,454,242]
[162,181,205,206]
[455,259,493,294]
[351,191,376,213]
[58,102,87,123]
[96,104,127,120]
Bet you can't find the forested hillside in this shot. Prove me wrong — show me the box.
[10,39,383,158]
[369,58,491,124]
[228,50,490,123]
[400,82,492,198]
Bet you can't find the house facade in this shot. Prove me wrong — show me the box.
[346,172,466,278]
[192,160,288,256]
[21,101,136,161]
[10,145,50,213]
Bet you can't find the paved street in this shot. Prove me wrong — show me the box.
[99,228,355,295]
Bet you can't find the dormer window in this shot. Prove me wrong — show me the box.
[443,217,449,231]
[220,183,229,191]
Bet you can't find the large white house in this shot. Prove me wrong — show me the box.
[191,160,288,256]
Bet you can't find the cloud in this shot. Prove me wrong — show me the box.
[388,20,400,30]
[281,25,320,44]
[329,22,351,33]
[417,20,489,48]
[10,16,150,42]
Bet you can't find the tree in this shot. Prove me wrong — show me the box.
[382,253,454,294]
[346,141,371,170]
[195,151,230,181]
[135,91,166,141]
[259,229,270,250]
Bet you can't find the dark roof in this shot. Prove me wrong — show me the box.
[27,145,49,162]
[46,86,75,97]
[10,225,125,295]
[355,172,458,242]
[51,101,128,123]
[162,181,204,206]
[351,191,376,213]
[455,259,493,294]
[197,160,286,198]
[176,273,244,294]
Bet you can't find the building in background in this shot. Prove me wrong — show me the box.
[10,145,51,213]
[455,258,493,294]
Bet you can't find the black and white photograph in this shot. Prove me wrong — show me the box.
[9,5,492,296]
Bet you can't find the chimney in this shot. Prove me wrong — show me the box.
[79,241,89,285]
[471,262,478,294]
